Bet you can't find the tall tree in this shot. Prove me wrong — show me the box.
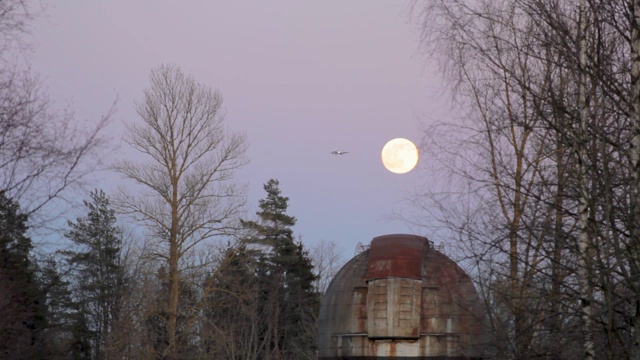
[576,1,595,358]
[242,179,318,360]
[412,0,640,357]
[116,64,248,359]
[0,191,47,359]
[410,0,592,357]
[62,189,124,360]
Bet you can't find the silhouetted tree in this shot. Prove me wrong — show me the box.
[242,179,318,360]
[201,244,264,359]
[62,189,125,360]
[0,192,47,359]
[38,257,92,360]
[0,0,114,220]
[411,0,640,358]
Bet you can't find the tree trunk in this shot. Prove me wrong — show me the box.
[630,0,640,358]
[550,132,565,352]
[577,1,594,358]
[167,183,180,360]
[167,243,179,359]
[273,278,280,360]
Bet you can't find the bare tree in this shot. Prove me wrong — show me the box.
[115,64,248,359]
[310,239,345,295]
[0,0,114,220]
[576,1,595,358]
[411,0,640,358]
[515,1,640,357]
[199,243,266,360]
[409,0,589,357]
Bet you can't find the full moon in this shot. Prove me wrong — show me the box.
[381,138,419,174]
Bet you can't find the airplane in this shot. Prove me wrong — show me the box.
[331,150,349,155]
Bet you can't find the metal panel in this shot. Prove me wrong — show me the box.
[365,234,426,280]
[366,278,421,339]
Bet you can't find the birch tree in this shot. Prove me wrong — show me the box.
[411,0,590,357]
[412,0,640,358]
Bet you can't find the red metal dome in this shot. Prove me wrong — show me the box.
[318,234,487,359]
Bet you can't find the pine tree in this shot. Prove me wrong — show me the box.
[62,189,124,360]
[0,191,48,359]
[241,179,318,359]
[201,244,264,359]
[39,257,92,360]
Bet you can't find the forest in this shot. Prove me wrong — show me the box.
[4,0,640,359]
[0,2,342,358]
[408,0,640,359]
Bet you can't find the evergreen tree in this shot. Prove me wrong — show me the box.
[241,179,318,359]
[201,243,266,359]
[38,257,92,360]
[0,191,47,359]
[62,189,124,360]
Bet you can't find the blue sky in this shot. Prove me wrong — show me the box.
[30,1,449,257]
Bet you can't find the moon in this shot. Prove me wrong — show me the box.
[381,138,419,174]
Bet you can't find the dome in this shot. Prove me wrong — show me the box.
[318,234,487,359]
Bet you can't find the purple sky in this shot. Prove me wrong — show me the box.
[30,1,448,256]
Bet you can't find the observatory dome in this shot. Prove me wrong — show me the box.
[318,234,487,359]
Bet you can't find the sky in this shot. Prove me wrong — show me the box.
[29,1,448,257]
